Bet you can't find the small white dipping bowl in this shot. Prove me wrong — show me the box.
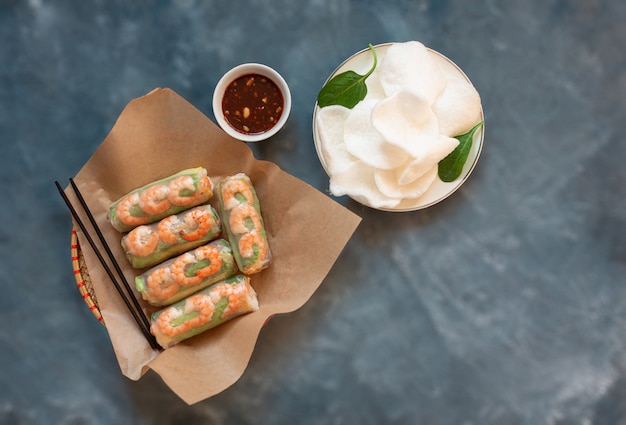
[213,63,291,142]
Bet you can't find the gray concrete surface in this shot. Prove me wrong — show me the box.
[1,1,625,424]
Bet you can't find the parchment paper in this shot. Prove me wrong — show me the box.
[65,88,361,404]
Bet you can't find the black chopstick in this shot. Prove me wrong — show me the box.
[55,181,160,350]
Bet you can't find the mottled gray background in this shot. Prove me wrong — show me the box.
[2,0,625,424]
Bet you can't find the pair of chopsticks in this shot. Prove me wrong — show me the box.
[55,179,161,350]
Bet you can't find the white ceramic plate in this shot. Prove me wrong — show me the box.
[312,43,485,212]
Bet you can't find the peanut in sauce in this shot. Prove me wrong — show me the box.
[222,73,284,135]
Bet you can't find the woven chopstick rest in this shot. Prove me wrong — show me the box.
[71,228,105,326]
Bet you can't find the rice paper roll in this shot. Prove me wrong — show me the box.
[150,274,259,349]
[217,173,272,274]
[121,204,221,269]
[108,167,213,233]
[135,239,237,307]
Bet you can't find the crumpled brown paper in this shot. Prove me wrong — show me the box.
[65,88,361,404]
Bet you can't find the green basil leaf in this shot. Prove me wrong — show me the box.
[317,44,377,109]
[438,121,484,182]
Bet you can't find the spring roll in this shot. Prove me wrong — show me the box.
[135,239,237,307]
[108,167,213,233]
[217,173,272,274]
[121,204,221,269]
[150,274,259,349]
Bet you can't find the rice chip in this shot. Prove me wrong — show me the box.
[374,165,438,199]
[329,161,401,209]
[343,99,408,170]
[432,70,482,137]
[370,90,440,158]
[315,105,357,175]
[378,41,446,103]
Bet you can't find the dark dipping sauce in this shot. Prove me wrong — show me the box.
[222,73,284,135]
